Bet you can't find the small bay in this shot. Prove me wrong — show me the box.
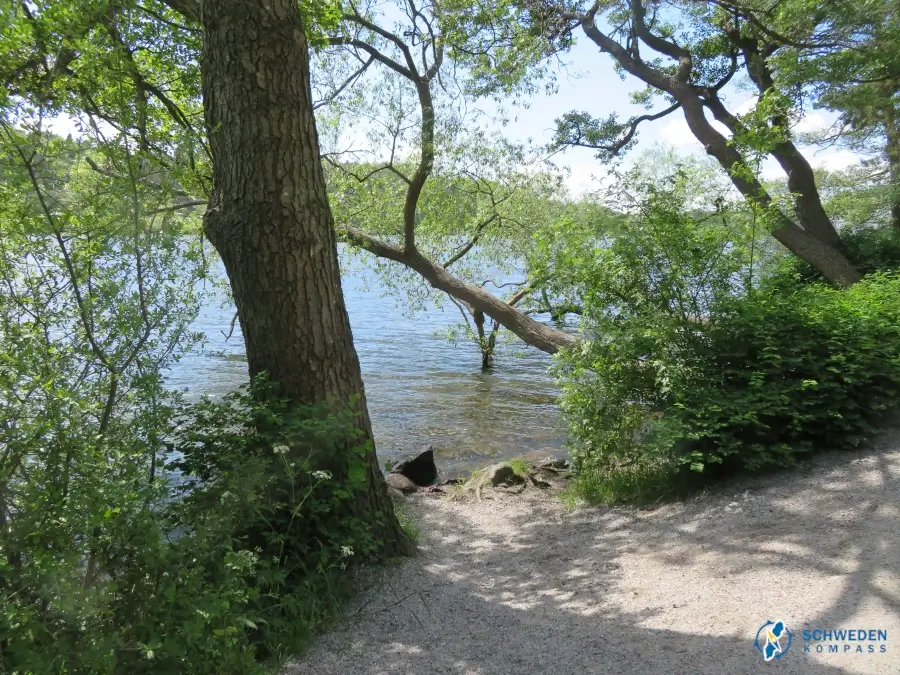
[166,259,567,476]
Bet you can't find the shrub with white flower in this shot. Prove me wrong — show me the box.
[311,470,332,481]
[273,444,289,455]
[339,545,354,558]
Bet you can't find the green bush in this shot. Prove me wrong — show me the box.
[668,274,900,471]
[0,130,377,673]
[169,378,382,662]
[563,270,900,489]
[553,167,900,501]
[1,377,378,674]
[551,168,752,476]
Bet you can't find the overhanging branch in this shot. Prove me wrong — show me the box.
[555,103,681,156]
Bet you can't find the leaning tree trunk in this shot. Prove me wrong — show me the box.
[678,97,861,286]
[200,0,411,555]
[885,104,900,230]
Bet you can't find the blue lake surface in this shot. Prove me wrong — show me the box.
[165,259,567,475]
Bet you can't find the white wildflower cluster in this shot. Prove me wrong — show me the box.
[312,470,332,481]
[340,545,354,558]
[273,444,290,455]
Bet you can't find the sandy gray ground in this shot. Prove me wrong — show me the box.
[289,437,900,675]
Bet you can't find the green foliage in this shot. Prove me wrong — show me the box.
[562,461,692,507]
[0,124,376,673]
[662,274,900,471]
[551,165,754,473]
[440,0,570,98]
[815,163,900,231]
[391,500,420,547]
[1,429,263,674]
[168,376,380,664]
[1,0,209,199]
[555,167,900,501]
[507,457,530,478]
[768,0,899,154]
[1,375,376,674]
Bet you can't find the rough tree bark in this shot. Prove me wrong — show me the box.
[199,0,411,555]
[679,96,862,286]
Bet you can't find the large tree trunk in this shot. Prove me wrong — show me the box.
[770,140,844,248]
[885,103,900,230]
[578,15,861,286]
[727,35,846,249]
[200,0,410,555]
[679,98,861,287]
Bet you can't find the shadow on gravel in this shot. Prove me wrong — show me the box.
[289,440,900,675]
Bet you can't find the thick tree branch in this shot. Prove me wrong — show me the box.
[402,77,436,253]
[678,96,858,284]
[344,9,420,76]
[328,37,416,80]
[630,0,692,81]
[707,0,843,50]
[557,103,681,155]
[568,2,859,284]
[718,32,843,247]
[331,7,573,349]
[443,213,498,268]
[580,7,674,93]
[157,0,200,24]
[147,198,207,214]
[343,226,574,353]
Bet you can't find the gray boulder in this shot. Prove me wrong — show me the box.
[385,472,419,494]
[536,457,570,472]
[386,485,406,500]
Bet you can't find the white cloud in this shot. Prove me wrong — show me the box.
[42,113,118,140]
[44,115,84,138]
[656,114,731,153]
[810,149,862,172]
[733,97,757,116]
[563,158,611,196]
[759,148,863,181]
[760,157,788,180]
[794,111,830,134]
[658,116,700,149]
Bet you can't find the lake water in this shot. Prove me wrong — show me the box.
[166,259,567,477]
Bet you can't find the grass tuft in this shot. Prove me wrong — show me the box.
[562,460,704,508]
[508,457,531,478]
[392,500,420,547]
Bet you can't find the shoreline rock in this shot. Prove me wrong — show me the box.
[385,450,571,499]
[385,473,419,494]
[389,446,438,487]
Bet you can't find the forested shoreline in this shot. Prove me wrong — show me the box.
[1,0,898,672]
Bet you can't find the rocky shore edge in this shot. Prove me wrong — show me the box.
[383,446,572,501]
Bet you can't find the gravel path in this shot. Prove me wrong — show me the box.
[289,439,900,675]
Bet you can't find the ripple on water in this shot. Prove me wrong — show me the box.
[164,262,567,476]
